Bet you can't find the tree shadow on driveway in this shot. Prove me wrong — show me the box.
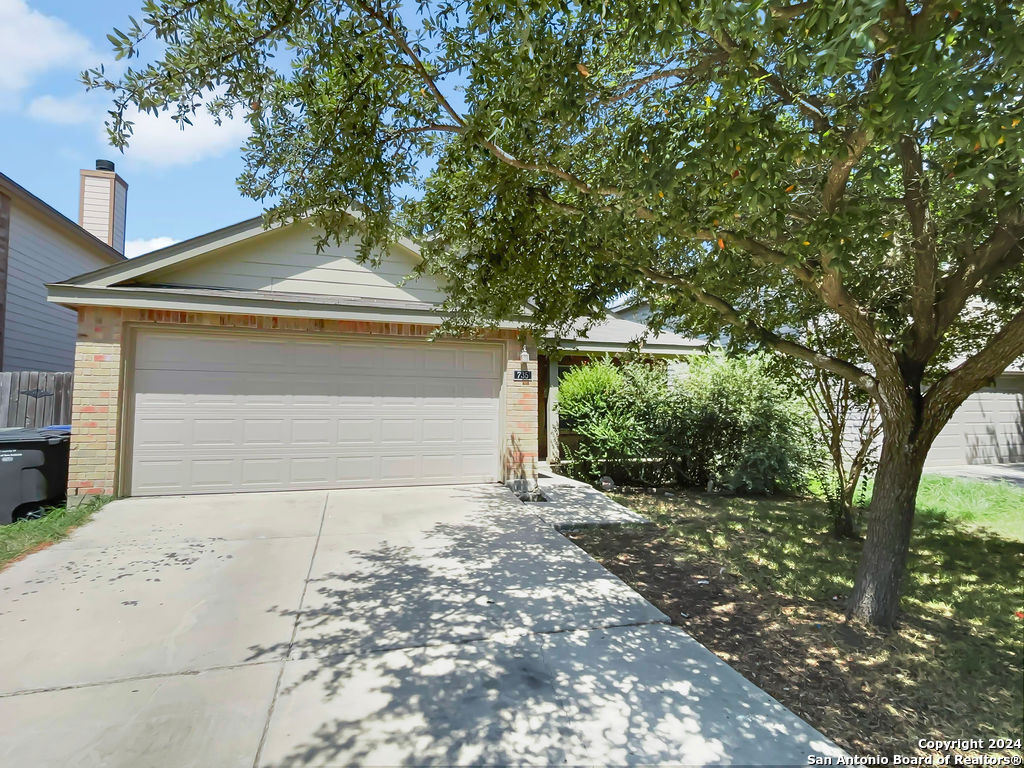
[250,486,845,767]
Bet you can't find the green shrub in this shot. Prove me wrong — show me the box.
[558,358,668,484]
[557,358,624,421]
[675,355,813,493]
[558,354,813,494]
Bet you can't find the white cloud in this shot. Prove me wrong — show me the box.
[124,236,177,258]
[115,105,251,168]
[27,92,100,125]
[0,0,95,95]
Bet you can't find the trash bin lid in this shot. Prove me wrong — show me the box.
[42,424,71,433]
[0,427,69,445]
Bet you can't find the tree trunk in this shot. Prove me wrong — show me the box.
[833,499,859,539]
[846,431,929,628]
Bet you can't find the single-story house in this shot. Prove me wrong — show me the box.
[1,164,125,371]
[611,302,1024,468]
[47,217,699,500]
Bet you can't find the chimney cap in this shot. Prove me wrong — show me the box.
[95,159,115,172]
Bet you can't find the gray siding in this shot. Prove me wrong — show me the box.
[146,221,447,304]
[926,373,1024,467]
[3,202,110,371]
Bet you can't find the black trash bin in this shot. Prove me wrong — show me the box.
[0,426,72,524]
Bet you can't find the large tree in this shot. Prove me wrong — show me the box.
[89,0,1024,627]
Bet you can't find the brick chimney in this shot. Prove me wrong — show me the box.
[78,160,127,254]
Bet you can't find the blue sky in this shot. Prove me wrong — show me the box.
[1,0,261,256]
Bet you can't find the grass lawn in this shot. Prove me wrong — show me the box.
[0,497,108,570]
[913,474,1024,541]
[566,488,1023,760]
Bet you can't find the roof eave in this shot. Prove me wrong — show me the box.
[58,209,427,289]
[60,216,270,287]
[550,339,702,356]
[46,283,526,329]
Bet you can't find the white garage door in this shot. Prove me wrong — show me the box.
[925,374,1024,467]
[129,330,503,495]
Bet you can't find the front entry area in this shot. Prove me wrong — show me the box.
[127,329,503,495]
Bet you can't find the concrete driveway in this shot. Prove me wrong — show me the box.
[927,463,1024,487]
[0,484,843,767]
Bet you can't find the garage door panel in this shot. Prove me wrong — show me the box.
[380,418,418,444]
[133,458,190,494]
[242,419,288,446]
[463,418,498,443]
[380,454,419,481]
[292,419,333,446]
[422,454,459,479]
[337,418,378,444]
[336,456,377,484]
[460,379,501,403]
[191,459,237,489]
[290,457,332,484]
[130,332,503,495]
[192,418,237,447]
[925,377,1023,467]
[240,457,284,487]
[462,453,499,476]
[424,347,457,373]
[422,418,458,443]
[135,417,188,449]
[461,349,499,376]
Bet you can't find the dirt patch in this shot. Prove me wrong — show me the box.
[565,488,1024,760]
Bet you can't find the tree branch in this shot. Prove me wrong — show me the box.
[350,0,625,199]
[769,2,814,21]
[602,54,728,104]
[712,30,830,134]
[822,128,871,213]
[933,212,1024,335]
[384,123,463,141]
[639,265,878,393]
[899,134,938,359]
[922,308,1024,441]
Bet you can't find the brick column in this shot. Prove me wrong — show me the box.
[503,340,539,490]
[67,307,124,498]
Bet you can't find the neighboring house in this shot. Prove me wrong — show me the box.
[925,368,1024,466]
[610,301,1024,468]
[48,217,700,500]
[0,163,126,371]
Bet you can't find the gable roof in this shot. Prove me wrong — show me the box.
[46,213,704,354]
[55,212,424,289]
[0,172,125,264]
[547,313,703,356]
[46,214,511,326]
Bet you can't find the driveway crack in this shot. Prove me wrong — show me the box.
[252,491,329,768]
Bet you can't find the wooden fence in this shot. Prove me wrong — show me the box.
[0,371,73,429]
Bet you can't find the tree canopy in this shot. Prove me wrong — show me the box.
[90,2,1023,384]
[89,0,1024,626]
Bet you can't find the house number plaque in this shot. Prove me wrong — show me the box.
[513,370,533,381]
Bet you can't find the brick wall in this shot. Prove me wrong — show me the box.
[68,306,539,497]
[68,307,124,496]
[503,342,539,490]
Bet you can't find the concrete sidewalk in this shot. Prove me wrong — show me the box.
[0,484,845,767]
[926,463,1024,488]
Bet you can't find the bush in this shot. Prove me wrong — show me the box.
[558,354,813,494]
[674,355,813,493]
[558,359,660,484]
[557,358,624,421]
